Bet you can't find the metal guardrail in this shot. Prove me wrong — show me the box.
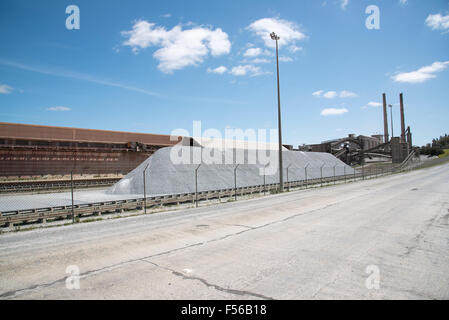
[0,168,392,228]
[407,154,449,170]
[3,154,447,229]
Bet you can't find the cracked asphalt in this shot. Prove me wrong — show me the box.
[0,163,448,299]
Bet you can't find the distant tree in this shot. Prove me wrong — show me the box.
[418,133,448,156]
[431,134,449,148]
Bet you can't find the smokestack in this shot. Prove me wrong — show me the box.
[400,93,406,143]
[383,93,389,143]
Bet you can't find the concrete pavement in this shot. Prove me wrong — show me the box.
[0,163,448,299]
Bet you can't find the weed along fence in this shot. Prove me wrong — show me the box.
[0,146,437,228]
[0,177,121,194]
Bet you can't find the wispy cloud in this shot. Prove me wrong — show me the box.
[313,90,357,98]
[230,65,269,77]
[0,84,13,94]
[279,56,293,62]
[323,91,338,99]
[206,64,270,77]
[288,45,303,53]
[0,59,161,97]
[362,101,382,109]
[250,58,270,64]
[340,0,349,10]
[47,106,71,112]
[0,59,251,105]
[392,61,449,83]
[339,90,357,98]
[207,66,228,74]
[366,101,382,107]
[321,108,348,116]
[399,0,407,6]
[243,47,262,57]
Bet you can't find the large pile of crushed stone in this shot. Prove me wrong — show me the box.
[107,146,354,196]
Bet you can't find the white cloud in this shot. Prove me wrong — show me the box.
[230,65,263,77]
[207,66,228,74]
[247,18,306,49]
[288,45,303,53]
[392,61,449,83]
[122,20,231,73]
[313,90,357,98]
[207,64,270,77]
[399,0,407,5]
[161,13,171,18]
[341,0,349,10]
[279,56,293,62]
[323,91,338,99]
[363,102,382,109]
[339,90,357,98]
[243,47,262,57]
[393,72,435,83]
[425,13,449,32]
[47,106,71,111]
[0,84,13,94]
[321,108,348,116]
[251,58,270,64]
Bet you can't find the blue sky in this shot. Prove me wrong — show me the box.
[0,0,448,146]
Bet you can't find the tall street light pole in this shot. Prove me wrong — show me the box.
[388,104,394,138]
[271,31,284,192]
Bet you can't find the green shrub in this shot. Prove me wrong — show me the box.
[419,145,444,157]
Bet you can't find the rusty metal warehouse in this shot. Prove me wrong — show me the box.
[0,122,181,177]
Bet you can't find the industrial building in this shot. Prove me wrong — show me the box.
[300,93,414,165]
[0,92,414,177]
[0,122,181,177]
[301,134,383,153]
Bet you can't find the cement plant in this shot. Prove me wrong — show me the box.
[1,1,448,306]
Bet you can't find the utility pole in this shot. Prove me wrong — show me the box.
[270,31,284,192]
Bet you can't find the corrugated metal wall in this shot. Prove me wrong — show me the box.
[0,123,182,177]
[0,149,150,176]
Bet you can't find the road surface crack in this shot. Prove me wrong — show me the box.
[402,211,442,257]
[0,194,362,299]
[142,260,274,300]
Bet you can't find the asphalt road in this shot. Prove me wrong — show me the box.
[0,163,448,299]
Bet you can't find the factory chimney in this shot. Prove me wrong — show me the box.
[383,93,389,143]
[400,93,406,143]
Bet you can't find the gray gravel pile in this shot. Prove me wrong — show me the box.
[107,146,354,196]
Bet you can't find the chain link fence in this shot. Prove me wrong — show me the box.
[1,154,448,229]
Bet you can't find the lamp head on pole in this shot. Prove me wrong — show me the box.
[270,32,280,40]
